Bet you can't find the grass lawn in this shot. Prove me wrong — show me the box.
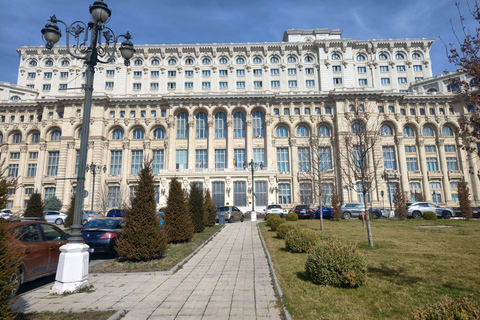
[92,225,222,273]
[259,218,480,320]
[16,310,116,320]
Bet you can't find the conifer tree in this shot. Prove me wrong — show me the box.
[458,180,473,220]
[189,183,205,233]
[164,178,194,243]
[393,185,407,220]
[64,194,75,228]
[24,193,44,218]
[203,189,216,227]
[115,160,168,261]
[44,195,62,211]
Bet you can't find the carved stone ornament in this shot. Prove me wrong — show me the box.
[143,141,150,149]
[67,141,75,149]
[122,141,129,149]
[20,146,27,153]
[88,141,94,149]
[40,143,47,151]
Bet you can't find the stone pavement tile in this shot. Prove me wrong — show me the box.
[146,316,175,320]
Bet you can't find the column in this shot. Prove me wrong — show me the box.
[207,119,214,169]
[121,142,129,185]
[35,143,47,191]
[226,119,234,169]
[417,139,432,201]
[289,138,298,204]
[437,138,452,203]
[187,121,195,169]
[246,117,253,162]
[265,116,273,169]
[395,136,409,194]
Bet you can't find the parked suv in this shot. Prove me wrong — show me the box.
[406,202,456,219]
[264,204,287,220]
[340,203,365,219]
[216,206,245,223]
[290,205,315,219]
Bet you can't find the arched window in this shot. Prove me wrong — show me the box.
[196,112,208,139]
[112,128,124,140]
[168,58,177,65]
[45,60,54,67]
[318,125,330,137]
[10,96,20,101]
[153,128,165,139]
[403,126,415,137]
[351,122,363,134]
[214,112,226,138]
[132,128,144,140]
[236,57,245,64]
[50,130,61,141]
[331,53,340,60]
[253,57,262,64]
[305,56,314,62]
[380,124,393,136]
[219,57,228,64]
[202,58,211,65]
[412,52,421,59]
[276,126,288,137]
[134,59,143,66]
[379,53,388,60]
[427,88,438,93]
[470,78,478,87]
[151,59,160,65]
[177,112,188,138]
[252,111,264,138]
[185,58,194,65]
[77,129,82,139]
[12,133,22,144]
[29,60,37,67]
[31,132,40,143]
[442,125,454,137]
[270,56,279,63]
[447,84,460,92]
[395,53,405,60]
[357,55,366,61]
[297,125,309,137]
[287,56,296,63]
[233,112,245,138]
[422,125,435,137]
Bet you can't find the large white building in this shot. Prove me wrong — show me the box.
[1,28,478,213]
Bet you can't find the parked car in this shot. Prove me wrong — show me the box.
[290,205,315,219]
[156,211,165,229]
[82,210,103,225]
[264,204,287,220]
[215,206,245,223]
[369,208,385,219]
[10,219,68,296]
[315,206,333,219]
[43,211,68,225]
[406,202,456,219]
[1,209,13,219]
[453,207,480,219]
[81,218,124,254]
[106,209,126,217]
[340,203,365,219]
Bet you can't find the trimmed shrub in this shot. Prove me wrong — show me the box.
[285,212,298,221]
[423,211,437,220]
[24,193,44,218]
[305,239,367,288]
[276,223,297,239]
[285,227,319,253]
[266,214,282,226]
[270,217,286,231]
[409,295,480,320]
[44,195,62,211]
[203,190,216,228]
[164,177,194,243]
[189,183,205,233]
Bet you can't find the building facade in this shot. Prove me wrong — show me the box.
[1,29,478,213]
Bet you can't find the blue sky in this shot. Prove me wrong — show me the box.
[0,0,475,85]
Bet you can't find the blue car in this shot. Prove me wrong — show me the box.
[315,206,333,219]
[156,211,165,229]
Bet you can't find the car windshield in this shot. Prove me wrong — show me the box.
[269,205,281,209]
[217,206,229,212]
[83,219,121,229]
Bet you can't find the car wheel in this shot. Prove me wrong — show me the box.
[55,218,63,225]
[372,211,379,219]
[412,211,422,219]
[241,215,244,222]
[229,216,234,223]
[310,213,315,219]
[9,268,22,298]
[82,219,88,225]
[343,212,351,219]
[442,211,452,219]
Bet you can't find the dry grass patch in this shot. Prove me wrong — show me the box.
[259,219,480,320]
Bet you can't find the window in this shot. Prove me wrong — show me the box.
[185,82,193,89]
[426,157,439,171]
[287,56,296,63]
[271,81,280,87]
[177,112,188,139]
[132,128,144,140]
[59,84,67,90]
[288,68,297,75]
[29,152,38,159]
[110,151,122,175]
[12,133,22,144]
[134,59,143,66]
[406,158,418,171]
[398,77,407,84]
[305,68,314,74]
[131,150,143,174]
[45,60,53,67]
[130,111,136,118]
[356,182,370,203]
[332,66,341,72]
[379,54,388,60]
[202,58,211,65]
[319,147,332,170]
[383,146,396,170]
[254,81,263,88]
[8,164,19,177]
[185,70,193,77]
[150,83,159,90]
[358,67,366,73]
[236,57,245,64]
[270,57,279,63]
[29,132,39,143]
[106,82,114,89]
[253,148,265,166]
[288,80,297,87]
[381,124,393,136]
[50,130,61,141]
[298,148,311,172]
[333,78,342,84]
[253,57,262,64]
[378,106,384,113]
[47,151,60,176]
[381,78,390,85]
[195,113,207,139]
[215,149,226,169]
[297,125,309,137]
[425,145,436,153]
[167,70,176,77]
[277,148,290,172]
[276,126,288,137]
[236,69,245,76]
[27,85,34,89]
[133,83,141,90]
[27,72,36,79]
[44,72,52,78]
[397,65,406,72]
[380,66,389,72]
[25,188,34,195]
[168,58,177,65]
[214,112,226,138]
[152,150,164,173]
[284,108,290,115]
[450,182,459,189]
[447,157,459,170]
[422,125,434,137]
[359,79,368,85]
[219,82,228,89]
[236,81,245,88]
[202,82,211,89]
[305,56,314,62]
[253,111,264,138]
[234,149,245,168]
[112,128,124,140]
[445,145,456,152]
[219,58,228,64]
[233,112,245,138]
[413,65,423,72]
[274,108,280,115]
[60,72,68,78]
[278,184,291,204]
[306,80,315,87]
[195,150,207,169]
[253,69,262,75]
[442,125,454,137]
[45,187,56,199]
[151,59,160,65]
[271,69,280,75]
[412,53,421,59]
[405,146,416,153]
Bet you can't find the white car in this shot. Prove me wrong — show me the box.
[43,211,68,225]
[1,209,13,219]
[264,204,287,220]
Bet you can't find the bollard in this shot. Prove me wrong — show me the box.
[218,214,225,225]
[360,211,366,228]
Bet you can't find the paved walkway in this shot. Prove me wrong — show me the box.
[15,222,281,320]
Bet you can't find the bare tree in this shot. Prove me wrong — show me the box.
[339,99,382,247]
[97,183,110,214]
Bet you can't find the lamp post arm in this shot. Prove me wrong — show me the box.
[50,17,91,61]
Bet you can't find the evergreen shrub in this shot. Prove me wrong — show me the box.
[24,193,44,218]
[285,212,298,221]
[305,239,367,287]
[285,227,319,253]
[164,177,194,243]
[409,295,480,320]
[189,184,205,233]
[64,194,75,228]
[203,190,216,227]
[44,195,62,211]
[423,211,437,220]
[266,213,282,226]
[276,223,297,239]
[270,216,286,231]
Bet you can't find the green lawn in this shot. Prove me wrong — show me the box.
[259,218,480,320]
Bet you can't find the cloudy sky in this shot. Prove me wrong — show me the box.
[0,0,476,85]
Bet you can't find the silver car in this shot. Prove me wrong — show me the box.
[406,202,456,219]
[82,210,103,225]
[215,206,245,223]
[340,203,365,219]
[43,211,68,225]
[1,209,13,219]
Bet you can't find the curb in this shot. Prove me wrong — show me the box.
[256,222,292,320]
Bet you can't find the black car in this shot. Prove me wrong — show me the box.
[81,218,124,254]
[290,205,315,219]
[369,208,385,219]
[106,209,126,217]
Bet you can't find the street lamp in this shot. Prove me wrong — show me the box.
[381,170,397,213]
[243,159,263,221]
[86,163,107,211]
[41,0,134,293]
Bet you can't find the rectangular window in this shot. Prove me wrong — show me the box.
[167,82,176,89]
[60,72,68,78]
[405,145,416,153]
[185,82,193,89]
[27,85,34,89]
[397,65,406,72]
[59,84,67,90]
[28,72,36,79]
[357,67,366,73]
[44,72,52,78]
[133,83,141,90]
[110,151,122,175]
[29,152,38,159]
[27,164,37,177]
[234,149,245,168]
[277,148,290,172]
[176,150,188,170]
[398,77,407,84]
[185,70,194,77]
[195,150,207,169]
[333,78,342,84]
[359,79,368,85]
[212,181,225,207]
[150,83,159,89]
[134,71,142,77]
[44,187,56,199]
[300,183,313,205]
[380,66,389,72]
[108,186,120,207]
[151,110,156,118]
[236,81,245,88]
[271,81,280,87]
[10,152,20,159]
[255,181,268,206]
[413,65,423,71]
[25,188,34,195]
[319,147,332,170]
[105,82,114,89]
[446,157,459,170]
[288,80,297,87]
[287,68,297,75]
[406,158,418,171]
[383,146,396,170]
[253,81,263,88]
[233,181,247,207]
[152,150,164,173]
[381,78,390,84]
[107,70,115,76]
[131,150,143,174]
[8,164,19,177]
[298,148,311,172]
[43,84,51,91]
[253,69,262,75]
[426,157,439,171]
[253,148,265,166]
[271,69,280,75]
[278,183,291,204]
[425,145,436,153]
[332,66,341,72]
[236,69,245,76]
[202,70,211,76]
[219,70,228,76]
[202,82,211,89]
[215,149,226,170]
[167,71,176,77]
[47,151,60,176]
[444,145,456,152]
[306,80,315,87]
[219,82,228,88]
[305,68,314,74]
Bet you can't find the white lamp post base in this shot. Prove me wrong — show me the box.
[51,243,90,294]
[251,211,257,222]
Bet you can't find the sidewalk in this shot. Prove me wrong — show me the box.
[15,222,281,320]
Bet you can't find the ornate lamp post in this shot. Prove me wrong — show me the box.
[243,159,263,221]
[41,0,134,293]
[86,163,107,211]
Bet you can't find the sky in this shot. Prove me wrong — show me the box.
[0,0,476,85]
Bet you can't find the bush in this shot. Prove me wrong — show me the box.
[409,295,480,320]
[305,239,367,288]
[270,217,286,231]
[285,227,319,253]
[276,223,297,239]
[164,177,194,243]
[266,214,282,226]
[423,211,437,220]
[285,212,298,221]
[24,193,44,218]
[188,183,205,233]
[44,195,62,211]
